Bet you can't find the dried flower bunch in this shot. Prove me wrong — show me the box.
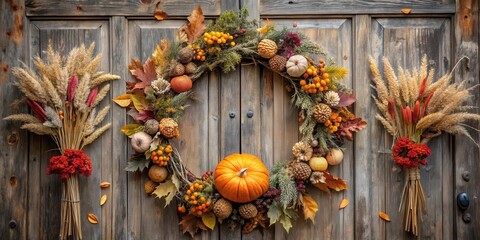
[369,55,480,236]
[4,43,120,240]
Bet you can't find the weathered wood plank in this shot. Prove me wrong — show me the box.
[354,14,387,240]
[0,0,28,239]
[454,0,479,239]
[26,0,221,17]
[260,0,455,15]
[110,16,129,240]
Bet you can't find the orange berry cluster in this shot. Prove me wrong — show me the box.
[58,110,64,120]
[203,31,236,47]
[150,144,173,166]
[299,59,331,94]
[325,111,342,133]
[182,182,212,216]
[188,44,206,62]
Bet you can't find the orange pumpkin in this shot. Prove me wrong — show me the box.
[214,153,269,203]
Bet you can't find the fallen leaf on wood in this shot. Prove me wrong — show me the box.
[180,5,205,44]
[401,8,412,14]
[313,182,331,193]
[100,194,107,206]
[201,212,216,230]
[324,171,348,191]
[339,199,349,209]
[379,212,391,222]
[301,194,318,223]
[112,94,132,107]
[154,9,168,21]
[87,213,98,224]
[179,214,207,238]
[99,182,110,188]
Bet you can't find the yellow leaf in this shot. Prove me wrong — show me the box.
[180,5,206,44]
[100,194,107,206]
[379,212,391,222]
[87,213,98,224]
[201,212,216,230]
[113,94,131,107]
[130,94,148,111]
[401,8,412,14]
[339,199,348,209]
[152,179,177,207]
[302,194,318,223]
[257,18,270,34]
[120,123,142,136]
[99,182,110,188]
[152,38,170,68]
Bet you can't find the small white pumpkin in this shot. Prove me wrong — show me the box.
[131,132,152,153]
[286,55,308,77]
[326,148,344,165]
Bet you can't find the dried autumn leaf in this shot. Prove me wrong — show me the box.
[313,182,331,193]
[257,18,270,34]
[339,199,349,209]
[99,182,110,188]
[100,194,107,206]
[324,171,348,191]
[120,123,143,136]
[128,58,143,71]
[401,8,412,14]
[152,179,176,207]
[379,212,391,222]
[179,214,207,238]
[87,213,98,224]
[152,38,170,68]
[301,194,318,223]
[130,58,156,91]
[177,30,188,43]
[112,94,132,108]
[180,5,206,44]
[201,212,216,230]
[154,9,168,21]
[339,118,367,141]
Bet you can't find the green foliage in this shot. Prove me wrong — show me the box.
[269,161,297,207]
[294,91,316,142]
[125,155,150,172]
[220,51,242,73]
[149,90,193,121]
[206,7,257,35]
[267,201,297,232]
[264,27,289,44]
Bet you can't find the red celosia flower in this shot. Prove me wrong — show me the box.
[392,137,431,168]
[281,32,302,58]
[47,149,92,180]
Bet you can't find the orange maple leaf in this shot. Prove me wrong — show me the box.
[180,5,206,44]
[323,171,348,191]
[129,58,156,92]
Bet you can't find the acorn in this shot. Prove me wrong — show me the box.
[178,47,194,64]
[169,62,185,77]
[184,62,197,75]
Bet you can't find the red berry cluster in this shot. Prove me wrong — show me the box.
[47,149,92,180]
[392,137,431,168]
[254,188,281,210]
[296,180,306,194]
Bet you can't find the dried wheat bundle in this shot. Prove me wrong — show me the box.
[4,43,120,240]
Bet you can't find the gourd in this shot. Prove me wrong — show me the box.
[170,75,192,93]
[309,157,328,171]
[326,148,344,165]
[286,55,308,77]
[214,153,269,203]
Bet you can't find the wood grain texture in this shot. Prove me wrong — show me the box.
[260,0,455,15]
[0,1,28,239]
[454,0,479,239]
[26,0,221,17]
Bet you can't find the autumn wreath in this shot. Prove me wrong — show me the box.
[114,6,366,237]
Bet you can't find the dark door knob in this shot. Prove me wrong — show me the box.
[457,192,469,211]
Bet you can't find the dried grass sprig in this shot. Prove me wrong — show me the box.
[3,114,41,123]
[90,84,110,108]
[82,123,111,148]
[20,123,56,135]
[90,74,120,87]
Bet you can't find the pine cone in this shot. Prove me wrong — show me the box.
[291,162,312,180]
[169,62,185,77]
[178,47,194,64]
[159,118,180,138]
[213,198,233,220]
[269,55,287,72]
[184,62,197,75]
[144,180,158,194]
[239,203,258,219]
[313,103,332,123]
[258,39,277,59]
[292,141,313,161]
[310,171,326,184]
[144,119,159,135]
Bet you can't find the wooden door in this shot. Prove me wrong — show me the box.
[0,0,478,239]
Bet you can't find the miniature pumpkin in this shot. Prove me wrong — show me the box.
[286,55,308,77]
[309,157,328,171]
[131,132,152,153]
[326,148,344,165]
[170,75,192,93]
[214,153,269,203]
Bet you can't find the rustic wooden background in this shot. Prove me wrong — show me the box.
[1,0,478,239]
